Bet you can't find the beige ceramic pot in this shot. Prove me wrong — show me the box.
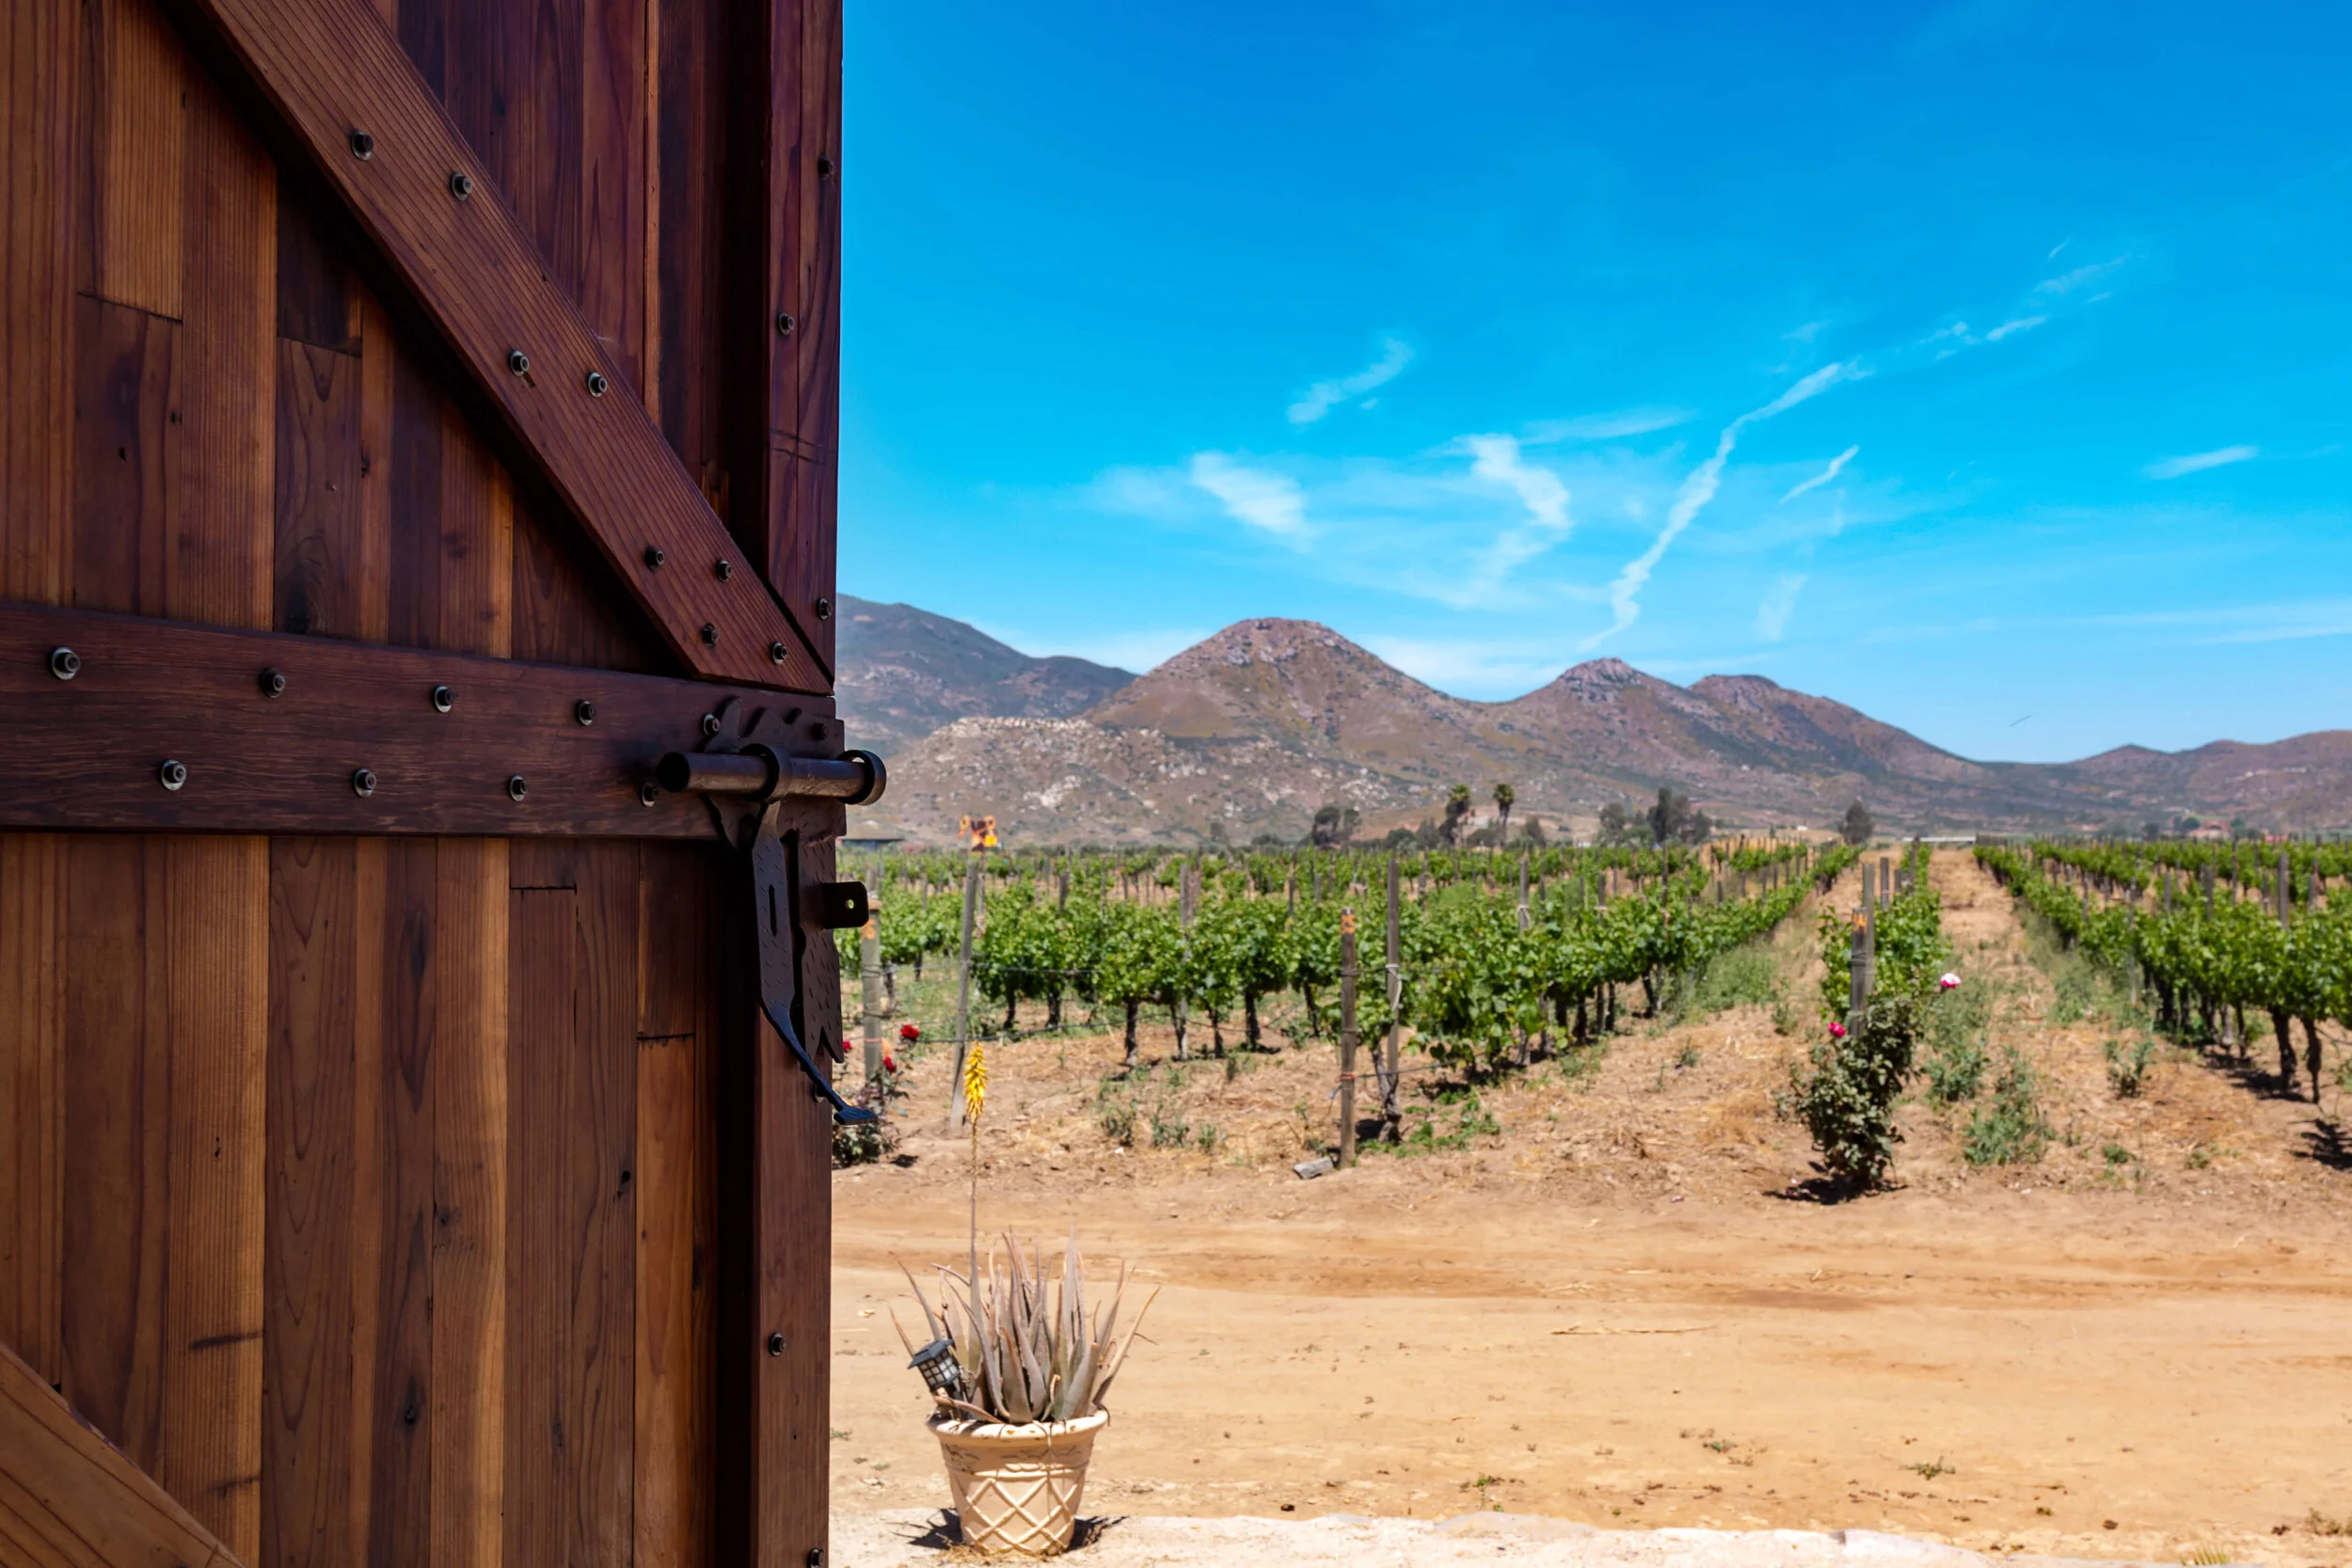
[929,1409,1109,1556]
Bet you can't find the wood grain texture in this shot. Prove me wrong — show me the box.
[0,0,77,609]
[722,0,834,683]
[775,827,836,1564]
[274,337,372,638]
[80,0,188,322]
[0,1337,239,1568]
[0,835,65,1385]
[156,836,268,1560]
[364,839,434,1562]
[505,843,636,1568]
[262,837,364,1568]
[56,837,266,1560]
[0,602,850,838]
[431,838,509,1568]
[161,0,830,690]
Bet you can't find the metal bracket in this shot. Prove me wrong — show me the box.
[662,697,886,1124]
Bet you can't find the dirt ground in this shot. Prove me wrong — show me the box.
[829,850,2352,1565]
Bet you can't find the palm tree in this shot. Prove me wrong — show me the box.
[1492,783,1516,843]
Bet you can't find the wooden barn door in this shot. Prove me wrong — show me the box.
[0,0,850,1564]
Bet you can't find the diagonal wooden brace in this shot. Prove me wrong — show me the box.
[157,0,830,692]
[0,1338,246,1568]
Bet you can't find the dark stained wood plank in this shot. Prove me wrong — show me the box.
[649,0,722,478]
[275,198,360,355]
[363,839,436,1565]
[502,874,573,1568]
[633,844,708,1568]
[72,293,178,618]
[510,496,661,671]
[504,843,636,1568]
[274,337,372,637]
[0,602,850,839]
[0,834,65,1386]
[386,346,513,659]
[262,837,362,1568]
[59,837,171,1472]
[0,1337,239,1568]
[0,0,78,609]
[79,0,189,322]
[159,0,830,690]
[782,0,840,674]
[572,844,639,1568]
[580,0,647,390]
[170,56,276,635]
[154,836,268,1560]
[715,822,834,1568]
[774,826,836,1564]
[429,838,509,1568]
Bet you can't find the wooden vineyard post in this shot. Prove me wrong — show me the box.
[861,896,884,1087]
[1339,909,1359,1167]
[1174,861,1196,1060]
[1850,873,1876,1029]
[949,852,981,1126]
[2277,848,2291,926]
[1517,854,1531,930]
[1381,852,1403,1142]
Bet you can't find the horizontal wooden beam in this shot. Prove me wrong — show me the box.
[0,1336,242,1568]
[0,604,850,839]
[156,0,832,692]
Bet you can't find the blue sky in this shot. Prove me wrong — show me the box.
[838,0,2351,764]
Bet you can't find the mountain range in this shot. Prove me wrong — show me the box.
[836,605,2352,847]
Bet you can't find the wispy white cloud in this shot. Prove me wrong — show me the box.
[2032,256,2129,299]
[1288,338,1414,425]
[1356,634,1578,699]
[1754,573,1808,642]
[2144,445,2257,480]
[1522,406,1692,443]
[1985,315,2045,341]
[1466,436,1571,532]
[1187,452,1309,536]
[1584,362,1859,650]
[1780,445,1859,503]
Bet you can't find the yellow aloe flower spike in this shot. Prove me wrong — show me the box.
[961,1041,988,1127]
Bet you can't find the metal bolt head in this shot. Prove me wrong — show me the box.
[349,129,374,160]
[699,623,719,646]
[644,545,665,568]
[700,712,722,738]
[507,348,531,376]
[808,1551,825,1568]
[769,640,788,664]
[506,775,529,802]
[158,760,187,791]
[352,768,377,798]
[585,370,608,397]
[767,1332,787,1356]
[48,646,79,680]
[574,699,596,726]
[775,311,795,338]
[448,170,472,200]
[814,595,833,621]
[817,154,834,178]
[260,667,286,698]
[638,782,660,808]
[714,558,733,581]
[430,684,454,713]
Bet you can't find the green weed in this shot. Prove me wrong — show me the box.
[1963,1047,2051,1166]
[2104,1035,2156,1098]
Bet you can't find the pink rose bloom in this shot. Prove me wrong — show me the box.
[1828,1022,1847,1038]
[1939,973,1961,990]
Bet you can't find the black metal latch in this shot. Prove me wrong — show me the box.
[657,699,886,1124]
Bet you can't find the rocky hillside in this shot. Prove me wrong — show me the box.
[838,612,2351,847]
[833,595,1134,755]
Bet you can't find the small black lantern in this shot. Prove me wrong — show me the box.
[908,1337,965,1405]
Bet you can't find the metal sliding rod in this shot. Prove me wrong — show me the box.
[655,746,884,803]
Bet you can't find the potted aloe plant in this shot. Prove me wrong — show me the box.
[893,1044,1155,1556]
